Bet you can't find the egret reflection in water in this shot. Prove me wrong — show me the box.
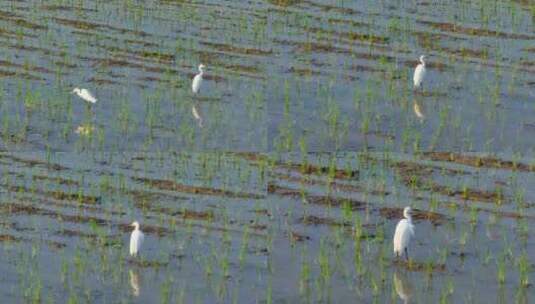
[192,104,204,128]
[412,99,425,122]
[75,124,95,136]
[393,270,413,304]
[129,269,140,297]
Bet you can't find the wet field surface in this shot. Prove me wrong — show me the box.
[0,151,534,302]
[0,1,533,152]
[0,0,534,303]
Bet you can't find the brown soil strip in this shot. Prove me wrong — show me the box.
[48,241,67,250]
[249,223,267,230]
[275,161,359,180]
[127,259,169,268]
[132,176,264,199]
[137,50,174,62]
[228,152,269,163]
[56,229,99,239]
[0,10,47,30]
[41,5,97,12]
[379,207,449,226]
[273,171,388,196]
[53,17,153,37]
[421,152,535,172]
[32,175,80,186]
[0,201,122,231]
[118,223,169,236]
[292,41,351,54]
[0,234,21,242]
[88,77,121,86]
[471,206,535,220]
[0,154,69,171]
[0,233,65,249]
[306,26,389,44]
[392,259,446,272]
[222,63,261,75]
[302,0,361,16]
[418,20,534,40]
[133,198,216,222]
[267,0,303,7]
[289,231,310,242]
[126,189,189,204]
[268,183,366,210]
[0,69,44,81]
[2,184,100,205]
[202,41,273,56]
[299,215,350,227]
[58,232,119,248]
[390,160,503,203]
[443,45,488,59]
[181,209,214,220]
[288,66,321,77]
[249,209,271,217]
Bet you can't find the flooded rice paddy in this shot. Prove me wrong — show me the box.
[0,0,534,303]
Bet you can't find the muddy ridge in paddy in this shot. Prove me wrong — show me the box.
[132,176,264,199]
[421,152,535,172]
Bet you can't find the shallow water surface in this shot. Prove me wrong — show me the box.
[0,151,534,302]
[0,0,533,303]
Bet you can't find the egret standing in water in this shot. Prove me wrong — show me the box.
[393,207,415,261]
[72,87,97,104]
[129,221,144,257]
[192,64,206,95]
[413,55,426,90]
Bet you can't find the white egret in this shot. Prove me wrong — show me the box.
[393,207,415,260]
[129,221,144,257]
[413,55,426,90]
[192,64,205,95]
[72,87,97,104]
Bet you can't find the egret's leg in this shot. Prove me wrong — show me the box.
[404,248,409,261]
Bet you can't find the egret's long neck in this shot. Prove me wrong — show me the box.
[420,59,426,66]
[405,214,412,222]
[199,68,204,76]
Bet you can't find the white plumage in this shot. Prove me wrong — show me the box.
[129,221,144,257]
[72,87,97,104]
[192,64,205,95]
[393,207,415,260]
[413,55,426,89]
